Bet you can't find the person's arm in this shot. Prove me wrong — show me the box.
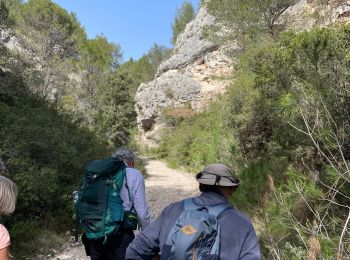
[126,209,165,260]
[239,224,261,260]
[0,247,9,260]
[132,173,151,230]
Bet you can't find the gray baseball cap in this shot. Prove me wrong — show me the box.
[196,164,240,187]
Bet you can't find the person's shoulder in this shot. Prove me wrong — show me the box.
[126,167,143,178]
[0,224,10,249]
[222,207,254,227]
[161,200,183,215]
[0,224,9,235]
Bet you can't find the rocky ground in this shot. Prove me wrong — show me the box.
[47,159,199,260]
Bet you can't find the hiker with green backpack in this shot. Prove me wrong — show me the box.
[75,148,151,260]
[126,163,261,260]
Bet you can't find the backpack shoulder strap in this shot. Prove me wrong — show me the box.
[208,203,231,217]
[124,168,135,211]
[182,198,196,210]
[182,198,231,217]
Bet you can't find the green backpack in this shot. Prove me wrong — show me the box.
[75,157,126,242]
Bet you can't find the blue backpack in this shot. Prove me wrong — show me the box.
[161,198,230,260]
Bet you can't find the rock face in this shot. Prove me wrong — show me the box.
[280,0,350,31]
[135,1,350,148]
[135,8,235,147]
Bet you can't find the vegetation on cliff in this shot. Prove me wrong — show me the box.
[159,0,350,258]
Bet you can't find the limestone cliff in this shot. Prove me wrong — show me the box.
[136,0,350,147]
[135,8,235,147]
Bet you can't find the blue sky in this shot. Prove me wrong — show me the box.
[51,0,200,61]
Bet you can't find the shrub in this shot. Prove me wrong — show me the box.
[0,70,108,258]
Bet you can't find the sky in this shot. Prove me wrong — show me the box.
[51,0,200,61]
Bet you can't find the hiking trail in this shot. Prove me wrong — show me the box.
[48,159,199,260]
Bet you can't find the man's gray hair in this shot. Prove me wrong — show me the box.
[113,148,135,162]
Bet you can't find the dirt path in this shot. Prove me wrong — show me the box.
[50,159,199,260]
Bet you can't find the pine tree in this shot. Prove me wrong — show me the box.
[171,1,195,45]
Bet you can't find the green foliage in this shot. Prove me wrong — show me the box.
[230,25,350,258]
[148,44,172,69]
[0,1,14,65]
[19,0,86,59]
[93,70,136,148]
[82,35,122,72]
[2,0,21,9]
[161,105,195,127]
[159,99,237,171]
[171,1,195,45]
[264,168,336,258]
[7,220,42,256]
[119,44,171,96]
[0,1,12,27]
[10,0,87,106]
[232,158,288,211]
[120,56,154,95]
[0,65,28,103]
[161,22,350,258]
[204,0,296,45]
[0,0,149,257]
[4,0,350,258]
[0,70,108,258]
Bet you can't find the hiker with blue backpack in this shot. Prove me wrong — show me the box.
[75,148,151,260]
[126,163,261,260]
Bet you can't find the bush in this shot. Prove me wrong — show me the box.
[0,70,108,258]
[230,24,350,258]
[159,98,237,171]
